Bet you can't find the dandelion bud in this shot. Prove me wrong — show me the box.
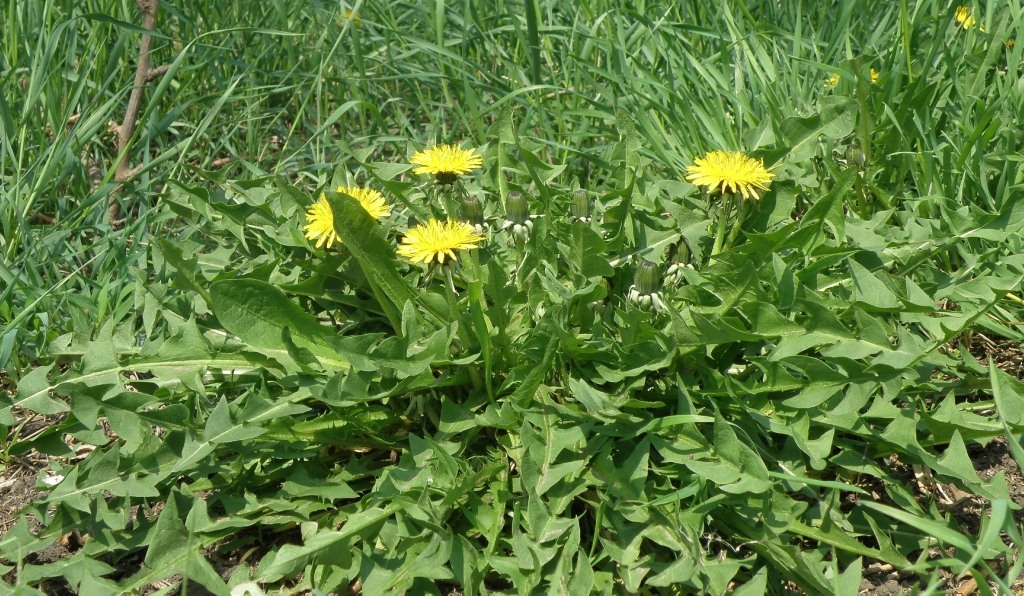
[513,221,532,242]
[570,189,591,223]
[459,196,485,229]
[629,261,665,312]
[502,192,535,245]
[634,261,660,297]
[506,191,530,225]
[665,261,693,287]
[847,144,866,169]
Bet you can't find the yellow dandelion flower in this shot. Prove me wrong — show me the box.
[338,8,361,26]
[870,68,880,84]
[304,186,391,249]
[410,144,483,184]
[955,5,977,29]
[397,218,484,265]
[685,150,775,201]
[824,73,841,88]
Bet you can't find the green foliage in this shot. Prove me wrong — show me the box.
[4,0,1024,594]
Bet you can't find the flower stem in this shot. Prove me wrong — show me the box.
[723,196,750,252]
[441,187,460,221]
[570,221,584,274]
[465,250,494,401]
[710,193,733,258]
[513,245,528,289]
[445,267,484,394]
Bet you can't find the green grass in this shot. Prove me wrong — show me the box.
[3,0,1024,593]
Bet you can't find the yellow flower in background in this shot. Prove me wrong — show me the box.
[410,144,483,184]
[339,8,361,26]
[824,73,841,88]
[870,68,880,84]
[398,219,484,264]
[955,5,977,30]
[685,150,775,201]
[304,186,391,249]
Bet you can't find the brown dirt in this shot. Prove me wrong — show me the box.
[856,439,1024,596]
[0,460,78,594]
[969,333,1024,380]
[0,407,82,592]
[0,465,45,538]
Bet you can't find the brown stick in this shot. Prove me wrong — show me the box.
[29,212,57,224]
[107,0,162,229]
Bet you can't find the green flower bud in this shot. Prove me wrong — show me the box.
[570,189,591,223]
[505,191,530,225]
[847,144,866,169]
[459,196,484,227]
[634,261,660,297]
[665,261,693,286]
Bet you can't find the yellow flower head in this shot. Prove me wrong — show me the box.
[304,186,392,249]
[824,73,841,88]
[397,218,484,265]
[955,6,977,30]
[685,150,775,201]
[870,68,880,84]
[410,144,483,184]
[339,8,361,26]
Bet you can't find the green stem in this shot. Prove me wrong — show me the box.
[445,267,484,393]
[723,196,751,252]
[589,499,606,557]
[465,250,494,401]
[710,193,733,258]
[570,221,584,275]
[485,258,513,360]
[442,186,460,221]
[513,245,528,289]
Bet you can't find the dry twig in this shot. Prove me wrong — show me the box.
[106,0,167,228]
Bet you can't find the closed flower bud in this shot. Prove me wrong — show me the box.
[505,191,530,225]
[629,261,665,312]
[570,189,591,223]
[665,261,693,286]
[634,261,660,297]
[847,144,866,169]
[459,196,485,229]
